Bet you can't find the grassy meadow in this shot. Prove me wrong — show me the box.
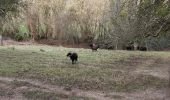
[0,45,169,100]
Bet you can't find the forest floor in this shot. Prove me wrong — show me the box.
[3,39,90,48]
[0,45,170,100]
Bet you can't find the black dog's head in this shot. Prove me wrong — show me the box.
[67,52,72,57]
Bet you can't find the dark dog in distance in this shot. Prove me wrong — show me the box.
[89,43,99,51]
[67,52,78,64]
[126,46,147,51]
[137,46,147,51]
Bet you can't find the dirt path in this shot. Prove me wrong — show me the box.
[133,58,170,80]
[0,76,112,100]
[3,39,89,48]
[0,76,169,100]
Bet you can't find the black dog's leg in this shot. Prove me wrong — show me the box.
[72,60,74,64]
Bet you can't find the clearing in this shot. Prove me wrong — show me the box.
[0,45,169,100]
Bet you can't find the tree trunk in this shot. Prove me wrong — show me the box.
[134,42,138,51]
[145,40,148,51]
[115,37,118,50]
[115,43,118,50]
[114,0,121,16]
[0,34,3,46]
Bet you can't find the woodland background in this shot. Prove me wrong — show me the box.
[0,0,170,50]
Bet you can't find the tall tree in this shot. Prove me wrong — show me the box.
[107,0,170,50]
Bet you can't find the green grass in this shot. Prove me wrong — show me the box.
[0,45,169,92]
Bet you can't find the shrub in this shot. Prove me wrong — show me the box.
[14,32,29,41]
[13,23,30,41]
[147,36,170,50]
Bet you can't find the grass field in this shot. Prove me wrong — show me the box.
[0,45,169,100]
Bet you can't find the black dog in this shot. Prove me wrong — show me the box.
[126,46,134,51]
[138,46,147,51]
[89,43,99,51]
[67,52,78,64]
